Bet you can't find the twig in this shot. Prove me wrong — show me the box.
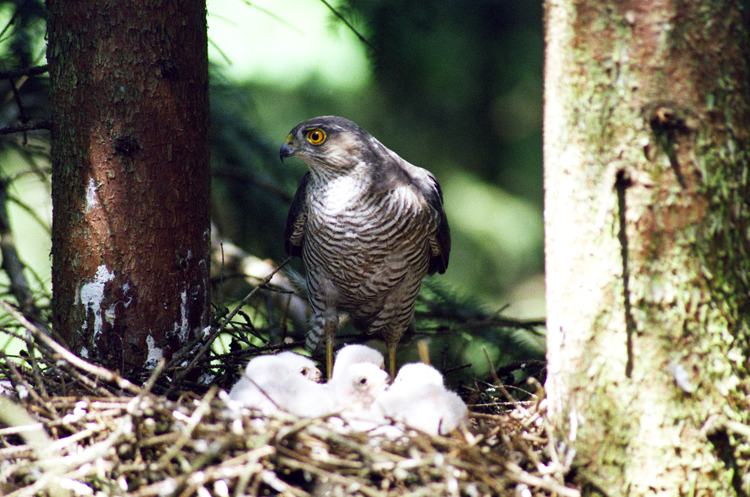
[216,257,293,333]
[158,387,217,466]
[0,177,44,327]
[56,362,116,397]
[0,121,51,135]
[317,0,376,52]
[414,310,546,332]
[278,454,377,497]
[165,258,292,396]
[482,345,501,386]
[5,414,134,497]
[239,1,305,36]
[0,396,67,497]
[0,352,50,414]
[505,461,581,497]
[0,300,144,396]
[0,65,49,80]
[141,359,165,394]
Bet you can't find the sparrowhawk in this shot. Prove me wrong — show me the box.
[280,116,450,378]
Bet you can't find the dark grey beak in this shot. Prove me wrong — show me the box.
[279,143,294,163]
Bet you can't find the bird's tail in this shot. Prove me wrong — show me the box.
[305,314,326,352]
[305,331,324,352]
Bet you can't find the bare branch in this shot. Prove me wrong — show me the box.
[0,121,51,135]
[0,65,49,80]
[0,177,43,328]
[317,0,376,52]
[164,257,293,396]
[0,300,145,396]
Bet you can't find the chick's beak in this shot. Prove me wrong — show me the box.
[280,135,295,163]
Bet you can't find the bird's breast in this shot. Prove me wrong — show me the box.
[302,181,433,300]
[305,183,429,253]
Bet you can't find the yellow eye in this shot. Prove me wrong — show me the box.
[306,128,326,145]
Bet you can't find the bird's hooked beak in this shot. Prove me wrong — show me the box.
[279,134,295,163]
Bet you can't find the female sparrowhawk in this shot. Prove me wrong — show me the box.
[280,116,450,378]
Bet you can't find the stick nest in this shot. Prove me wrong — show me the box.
[0,303,578,497]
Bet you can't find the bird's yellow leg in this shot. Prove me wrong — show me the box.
[388,344,397,378]
[325,318,336,380]
[326,338,334,380]
[417,339,431,365]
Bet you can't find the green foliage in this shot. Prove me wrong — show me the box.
[0,0,548,376]
[210,79,304,261]
[0,0,45,68]
[340,0,544,199]
[414,279,545,380]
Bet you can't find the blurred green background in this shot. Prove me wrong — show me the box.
[0,0,545,380]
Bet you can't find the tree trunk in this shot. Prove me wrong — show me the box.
[46,0,210,377]
[544,0,750,494]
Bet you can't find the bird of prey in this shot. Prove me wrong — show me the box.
[281,116,450,378]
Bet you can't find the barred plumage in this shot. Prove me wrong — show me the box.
[281,116,450,378]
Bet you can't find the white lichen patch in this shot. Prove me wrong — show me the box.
[178,290,189,342]
[104,283,132,326]
[144,334,164,370]
[85,177,99,213]
[122,283,132,306]
[78,265,115,340]
[105,304,117,326]
[198,372,216,385]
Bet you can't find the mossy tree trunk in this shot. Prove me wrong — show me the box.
[46,0,210,377]
[544,0,750,494]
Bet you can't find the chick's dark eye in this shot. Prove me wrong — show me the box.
[359,377,368,385]
[306,129,326,145]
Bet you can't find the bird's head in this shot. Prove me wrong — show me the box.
[275,351,322,383]
[331,344,385,380]
[280,116,376,178]
[334,362,391,408]
[393,362,445,388]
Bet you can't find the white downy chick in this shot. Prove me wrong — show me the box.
[275,351,322,382]
[331,344,385,380]
[373,362,469,436]
[227,355,293,415]
[324,362,391,432]
[329,362,390,411]
[227,355,334,417]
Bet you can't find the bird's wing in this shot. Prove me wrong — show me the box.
[391,157,451,275]
[364,136,451,274]
[427,178,451,274]
[284,172,310,257]
[422,174,451,275]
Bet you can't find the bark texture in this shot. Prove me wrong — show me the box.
[544,0,750,494]
[47,0,210,376]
